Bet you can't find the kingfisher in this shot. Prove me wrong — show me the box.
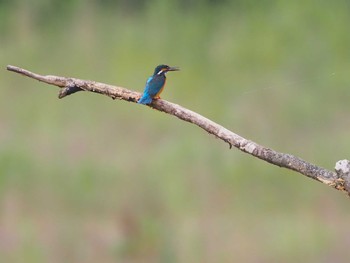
[138,64,179,105]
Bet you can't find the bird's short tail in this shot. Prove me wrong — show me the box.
[138,94,153,105]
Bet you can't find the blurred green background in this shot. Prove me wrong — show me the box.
[1,0,350,262]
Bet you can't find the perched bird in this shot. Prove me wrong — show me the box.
[138,64,179,105]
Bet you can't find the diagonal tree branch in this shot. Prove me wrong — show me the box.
[6,65,350,197]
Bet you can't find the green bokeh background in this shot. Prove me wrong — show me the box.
[1,0,350,262]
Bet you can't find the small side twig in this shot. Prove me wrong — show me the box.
[6,65,350,196]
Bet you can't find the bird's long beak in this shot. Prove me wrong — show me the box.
[168,66,180,71]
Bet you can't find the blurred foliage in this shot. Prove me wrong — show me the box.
[1,0,350,262]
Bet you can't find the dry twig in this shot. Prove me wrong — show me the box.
[6,65,350,196]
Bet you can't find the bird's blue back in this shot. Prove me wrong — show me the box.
[138,74,166,104]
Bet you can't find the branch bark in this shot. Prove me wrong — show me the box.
[6,65,350,196]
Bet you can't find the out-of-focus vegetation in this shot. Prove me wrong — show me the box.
[1,0,350,262]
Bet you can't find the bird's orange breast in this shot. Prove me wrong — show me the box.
[155,78,166,98]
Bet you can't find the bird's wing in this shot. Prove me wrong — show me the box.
[146,77,164,97]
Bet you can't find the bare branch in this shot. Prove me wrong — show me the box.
[6,65,350,196]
